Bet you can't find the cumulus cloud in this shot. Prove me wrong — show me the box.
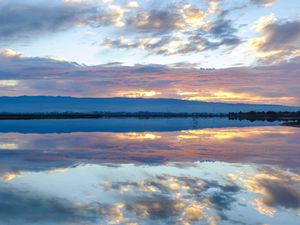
[249,15,300,64]
[125,10,181,34]
[1,160,299,225]
[179,4,207,28]
[100,174,240,224]
[1,0,294,64]
[102,17,242,55]
[101,35,190,55]
[244,166,300,216]
[0,0,245,56]
[100,1,243,56]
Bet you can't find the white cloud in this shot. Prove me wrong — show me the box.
[127,1,139,8]
[0,49,23,58]
[0,80,18,87]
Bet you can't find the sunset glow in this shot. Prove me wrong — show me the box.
[0,0,298,104]
[0,2,299,225]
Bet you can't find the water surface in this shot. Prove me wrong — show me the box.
[0,118,299,225]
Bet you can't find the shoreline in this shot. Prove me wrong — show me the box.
[0,112,227,120]
[0,111,299,122]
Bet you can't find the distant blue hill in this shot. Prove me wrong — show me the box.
[0,96,299,113]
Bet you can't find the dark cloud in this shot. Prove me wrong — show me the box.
[209,19,237,38]
[126,195,183,220]
[250,167,300,209]
[0,1,244,55]
[103,30,241,56]
[220,37,242,46]
[98,174,244,224]
[104,175,240,210]
[260,179,300,209]
[0,0,126,43]
[207,19,242,48]
[259,20,300,52]
[0,51,80,79]
[251,18,300,64]
[131,64,167,73]
[126,10,181,34]
[0,184,98,224]
[1,162,299,225]
[102,15,242,55]
[0,1,93,43]
[98,2,242,55]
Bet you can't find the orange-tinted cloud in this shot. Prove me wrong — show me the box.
[0,49,300,105]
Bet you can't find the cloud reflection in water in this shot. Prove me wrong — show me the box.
[0,124,299,224]
[0,126,299,174]
[0,162,299,225]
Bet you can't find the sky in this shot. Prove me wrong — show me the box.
[0,0,299,105]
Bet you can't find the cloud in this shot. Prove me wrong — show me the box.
[251,0,277,7]
[0,0,131,43]
[0,49,23,58]
[100,174,240,224]
[0,0,236,57]
[101,24,242,56]
[1,48,300,105]
[98,5,127,27]
[208,0,223,14]
[101,35,190,55]
[0,80,18,87]
[1,160,299,225]
[0,184,98,224]
[249,15,300,64]
[0,48,80,79]
[0,1,245,57]
[179,4,207,28]
[127,1,139,8]
[0,1,93,43]
[125,10,181,34]
[209,19,238,39]
[0,125,299,176]
[101,3,242,56]
[244,166,300,216]
[1,171,22,181]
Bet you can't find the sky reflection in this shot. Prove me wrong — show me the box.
[0,121,300,224]
[0,162,299,225]
[0,125,299,175]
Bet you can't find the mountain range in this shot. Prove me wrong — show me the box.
[0,96,299,113]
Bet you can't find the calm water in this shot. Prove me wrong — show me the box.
[0,118,299,225]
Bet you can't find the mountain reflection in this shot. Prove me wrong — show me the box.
[0,117,280,133]
[0,162,299,225]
